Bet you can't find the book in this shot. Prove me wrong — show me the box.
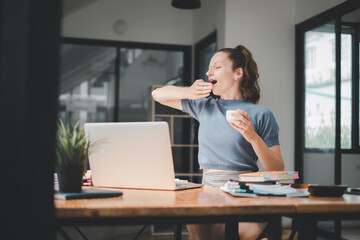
[238,171,299,182]
[229,179,276,185]
[220,182,309,198]
[220,186,257,197]
[54,188,123,200]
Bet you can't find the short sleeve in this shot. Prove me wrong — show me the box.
[181,98,207,121]
[258,109,280,147]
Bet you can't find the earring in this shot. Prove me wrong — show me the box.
[235,77,238,81]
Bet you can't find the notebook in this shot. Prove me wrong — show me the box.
[54,188,123,200]
[84,122,203,191]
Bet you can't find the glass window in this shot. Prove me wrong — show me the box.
[306,46,316,68]
[58,45,187,125]
[58,41,195,179]
[58,44,116,125]
[297,4,360,186]
[304,22,336,149]
[117,49,184,122]
[199,42,216,81]
[340,33,352,149]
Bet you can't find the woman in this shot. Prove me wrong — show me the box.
[152,45,284,240]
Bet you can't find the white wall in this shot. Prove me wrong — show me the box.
[62,0,226,47]
[225,0,296,171]
[304,153,360,187]
[304,153,335,184]
[342,154,360,188]
[62,0,194,45]
[193,0,225,48]
[295,0,346,24]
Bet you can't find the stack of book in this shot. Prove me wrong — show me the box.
[238,171,299,183]
[220,171,309,198]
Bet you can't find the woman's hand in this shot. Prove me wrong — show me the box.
[188,79,212,100]
[228,109,258,144]
[228,109,285,171]
[151,79,212,111]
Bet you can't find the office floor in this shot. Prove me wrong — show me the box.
[57,221,360,240]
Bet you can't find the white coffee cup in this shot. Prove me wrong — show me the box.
[226,110,239,121]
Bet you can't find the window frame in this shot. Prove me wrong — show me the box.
[194,30,217,80]
[60,37,192,122]
[302,24,360,153]
[295,1,360,183]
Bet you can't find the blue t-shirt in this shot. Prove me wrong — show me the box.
[181,97,280,171]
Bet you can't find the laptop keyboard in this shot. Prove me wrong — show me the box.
[175,183,202,189]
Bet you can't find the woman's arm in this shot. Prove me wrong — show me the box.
[228,110,284,171]
[249,140,284,171]
[151,80,212,110]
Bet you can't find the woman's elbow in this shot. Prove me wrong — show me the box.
[151,89,160,102]
[278,161,285,171]
[266,159,284,171]
[276,157,285,171]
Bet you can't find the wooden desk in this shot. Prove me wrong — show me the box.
[55,187,360,240]
[286,194,360,240]
[55,186,295,240]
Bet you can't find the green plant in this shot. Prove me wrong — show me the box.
[56,119,90,166]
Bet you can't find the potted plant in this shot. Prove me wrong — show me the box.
[55,120,90,193]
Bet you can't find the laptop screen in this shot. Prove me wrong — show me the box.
[84,122,177,190]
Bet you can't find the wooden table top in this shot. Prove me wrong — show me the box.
[284,194,360,214]
[55,186,296,219]
[55,186,360,219]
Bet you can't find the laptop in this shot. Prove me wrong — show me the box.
[84,121,203,191]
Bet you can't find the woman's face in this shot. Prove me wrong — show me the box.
[206,51,240,97]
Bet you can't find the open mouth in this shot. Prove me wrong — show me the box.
[210,79,217,85]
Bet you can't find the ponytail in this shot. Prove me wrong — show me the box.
[217,45,260,104]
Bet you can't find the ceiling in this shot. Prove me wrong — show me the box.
[62,0,98,17]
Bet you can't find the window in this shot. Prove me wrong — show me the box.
[295,1,360,185]
[195,31,217,80]
[57,38,199,182]
[58,44,117,123]
[304,23,336,149]
[58,39,191,125]
[306,46,316,68]
[303,26,358,150]
[341,33,352,149]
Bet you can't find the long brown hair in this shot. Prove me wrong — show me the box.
[217,45,260,104]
